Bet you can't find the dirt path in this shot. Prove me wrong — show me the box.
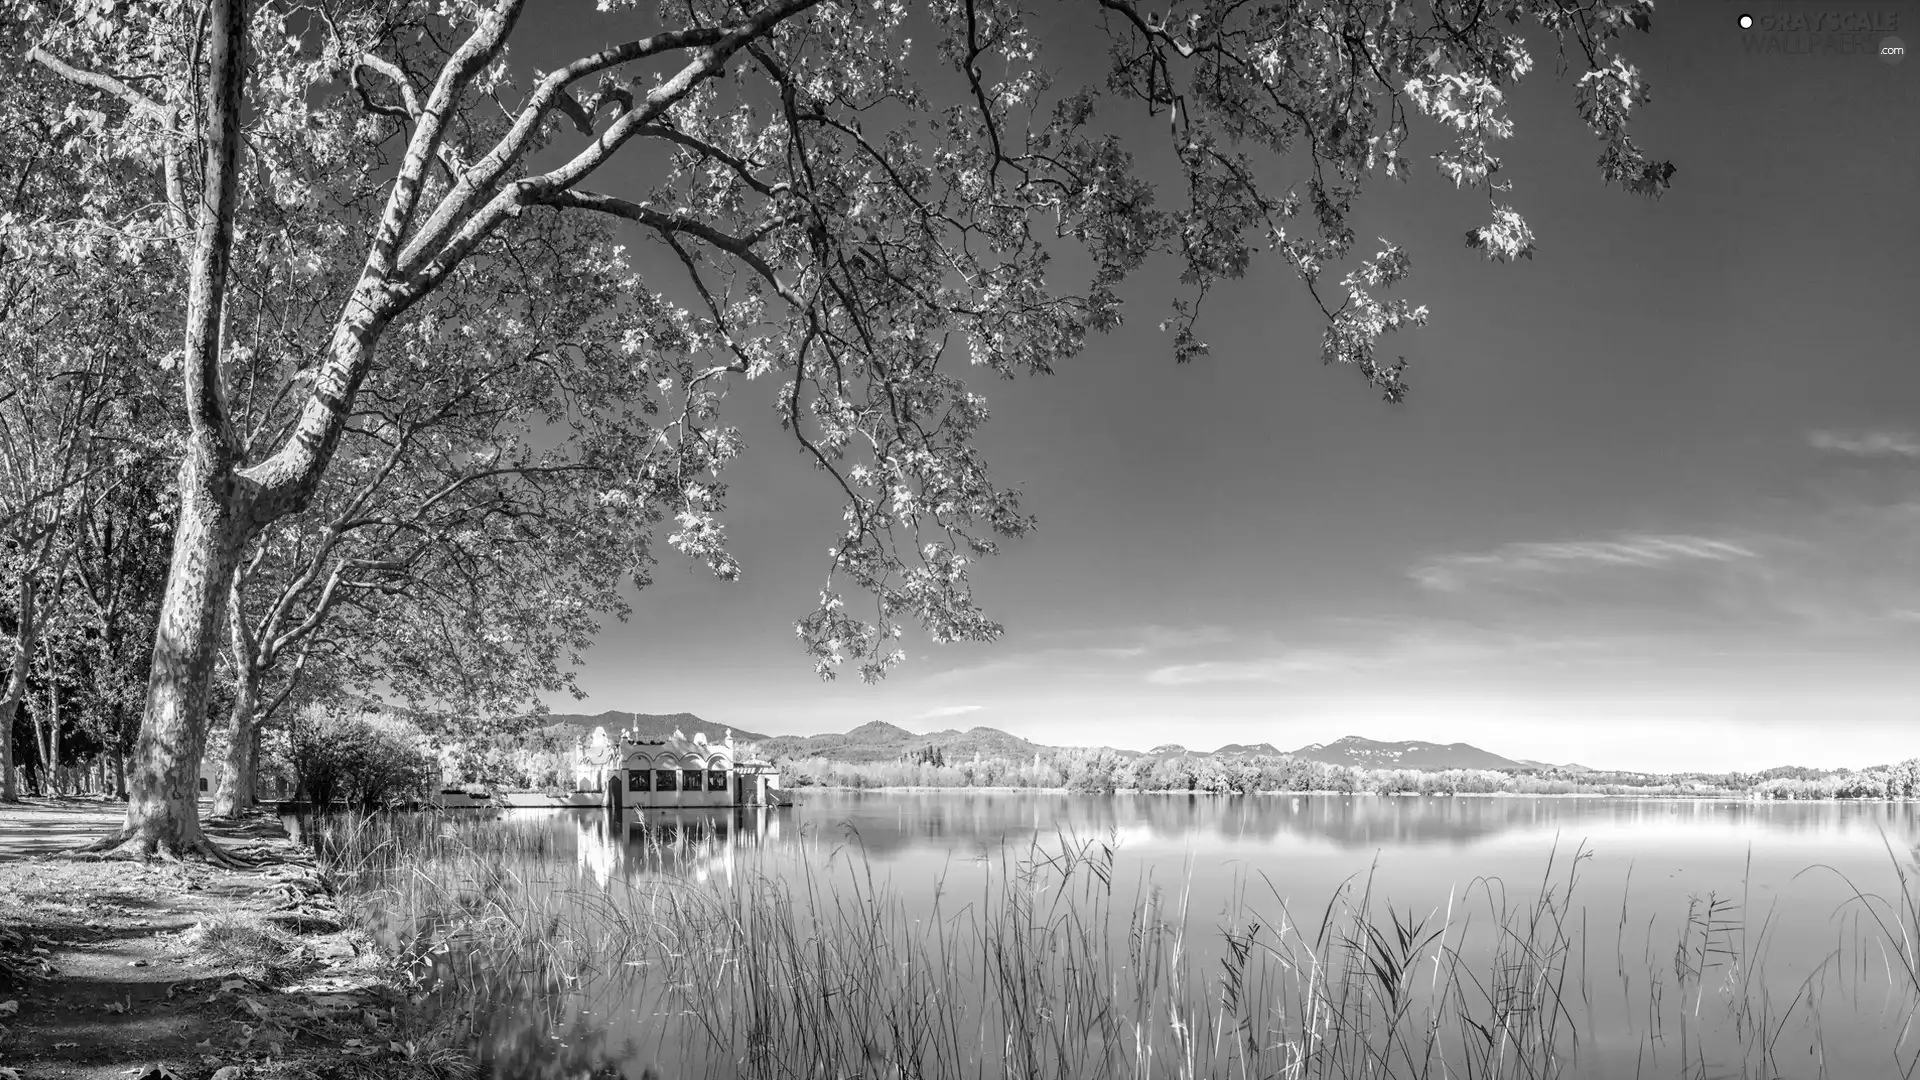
[0,798,453,1080]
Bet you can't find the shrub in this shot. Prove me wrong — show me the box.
[286,709,437,811]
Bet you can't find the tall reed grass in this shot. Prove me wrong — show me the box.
[311,812,1920,1080]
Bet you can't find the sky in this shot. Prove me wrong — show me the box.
[515,0,1919,772]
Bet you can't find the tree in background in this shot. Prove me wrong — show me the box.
[0,22,186,801]
[11,0,1669,855]
[1065,750,1125,795]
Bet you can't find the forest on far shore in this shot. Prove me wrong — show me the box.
[770,744,1920,801]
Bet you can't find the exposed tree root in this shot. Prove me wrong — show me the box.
[68,828,256,868]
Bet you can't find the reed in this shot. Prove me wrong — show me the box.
[311,813,1920,1080]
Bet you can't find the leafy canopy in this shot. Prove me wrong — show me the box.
[7,0,1671,686]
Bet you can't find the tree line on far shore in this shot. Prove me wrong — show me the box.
[772,748,1920,800]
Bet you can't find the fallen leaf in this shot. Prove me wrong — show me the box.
[103,1000,128,1013]
[129,959,150,967]
[217,979,248,993]
[0,1001,15,1017]
[0,1067,20,1080]
[195,1040,214,1052]
[54,1040,79,1049]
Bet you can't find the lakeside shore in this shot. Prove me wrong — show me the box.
[0,798,453,1080]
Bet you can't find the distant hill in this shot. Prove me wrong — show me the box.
[1513,759,1596,774]
[1147,743,1188,755]
[1287,736,1525,771]
[844,721,916,743]
[757,722,1049,763]
[531,710,770,744]
[932,726,1048,759]
[1215,742,1283,756]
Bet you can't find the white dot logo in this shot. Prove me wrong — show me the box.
[1738,13,1753,28]
[1884,35,1907,65]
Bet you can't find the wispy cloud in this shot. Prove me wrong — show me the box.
[1029,623,1237,658]
[924,624,1238,687]
[911,704,985,720]
[1147,652,1357,686]
[1143,620,1635,688]
[1410,533,1760,592]
[1808,429,1920,458]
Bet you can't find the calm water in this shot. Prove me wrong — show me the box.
[335,793,1920,1078]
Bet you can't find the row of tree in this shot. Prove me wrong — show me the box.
[773,750,1920,799]
[2,0,1670,858]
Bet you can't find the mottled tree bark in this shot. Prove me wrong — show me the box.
[103,446,253,858]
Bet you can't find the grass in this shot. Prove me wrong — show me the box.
[178,912,310,983]
[309,812,1920,1080]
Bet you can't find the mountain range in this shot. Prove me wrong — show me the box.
[1282,735,1590,772]
[753,720,1058,764]
[526,711,1593,771]
[535,710,771,745]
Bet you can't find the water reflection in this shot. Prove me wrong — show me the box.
[570,806,786,885]
[324,795,1920,1080]
[696,792,1920,861]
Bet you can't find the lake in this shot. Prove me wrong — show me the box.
[312,792,1920,1079]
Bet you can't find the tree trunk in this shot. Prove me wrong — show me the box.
[30,697,52,794]
[106,447,253,859]
[0,572,36,803]
[113,748,126,800]
[47,671,62,795]
[210,664,258,819]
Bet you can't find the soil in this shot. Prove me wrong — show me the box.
[0,797,460,1080]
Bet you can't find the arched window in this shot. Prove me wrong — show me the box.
[627,756,653,792]
[707,759,729,791]
[655,761,680,792]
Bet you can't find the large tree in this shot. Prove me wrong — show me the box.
[9,0,1670,856]
[210,207,676,816]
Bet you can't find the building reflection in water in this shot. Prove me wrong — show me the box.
[574,804,783,886]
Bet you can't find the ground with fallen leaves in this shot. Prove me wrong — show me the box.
[0,798,472,1080]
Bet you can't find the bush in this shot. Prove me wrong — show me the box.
[287,710,436,811]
